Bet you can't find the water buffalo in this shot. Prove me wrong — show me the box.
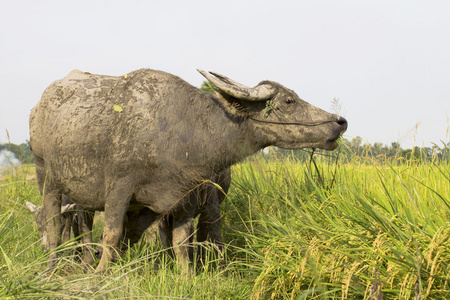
[29,68,347,271]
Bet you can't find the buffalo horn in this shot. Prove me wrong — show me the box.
[209,71,250,89]
[61,203,77,213]
[197,69,275,101]
[25,201,38,213]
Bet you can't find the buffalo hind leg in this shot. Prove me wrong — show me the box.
[78,209,95,266]
[42,187,63,267]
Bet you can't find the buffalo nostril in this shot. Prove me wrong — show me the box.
[337,117,348,127]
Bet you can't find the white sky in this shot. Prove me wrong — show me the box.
[1,0,449,149]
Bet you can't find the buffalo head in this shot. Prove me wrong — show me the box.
[198,70,347,151]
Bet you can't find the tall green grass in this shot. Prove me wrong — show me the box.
[224,158,450,299]
[1,158,449,299]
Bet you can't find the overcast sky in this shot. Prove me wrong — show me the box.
[1,0,449,149]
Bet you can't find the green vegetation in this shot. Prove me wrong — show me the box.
[225,158,450,299]
[0,141,35,164]
[200,80,218,93]
[1,147,450,298]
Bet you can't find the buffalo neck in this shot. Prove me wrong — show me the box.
[183,93,263,171]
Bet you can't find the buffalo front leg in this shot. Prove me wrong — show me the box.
[197,188,224,263]
[172,217,194,274]
[158,215,173,250]
[204,189,224,247]
[96,186,132,272]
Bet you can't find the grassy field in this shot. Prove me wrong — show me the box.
[0,156,449,299]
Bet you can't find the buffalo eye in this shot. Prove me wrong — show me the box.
[286,98,295,104]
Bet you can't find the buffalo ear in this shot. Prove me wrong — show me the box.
[25,201,39,213]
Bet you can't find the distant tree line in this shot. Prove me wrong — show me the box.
[257,137,450,164]
[339,137,450,164]
[0,141,35,164]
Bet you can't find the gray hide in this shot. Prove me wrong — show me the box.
[29,68,347,271]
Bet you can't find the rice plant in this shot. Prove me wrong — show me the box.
[223,157,450,299]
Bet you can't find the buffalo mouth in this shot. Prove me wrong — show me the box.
[324,118,348,149]
[324,137,342,150]
[327,129,346,144]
